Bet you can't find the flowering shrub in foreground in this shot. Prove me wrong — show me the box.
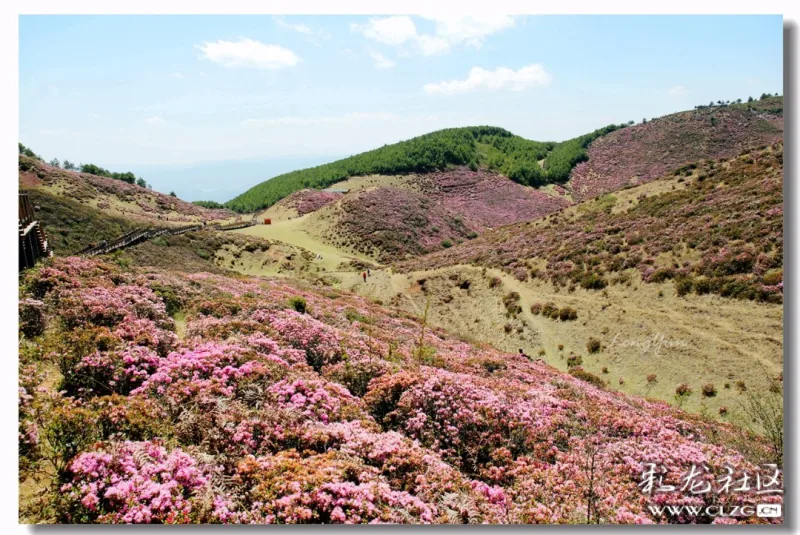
[220,451,436,523]
[73,346,162,396]
[268,378,364,424]
[131,342,278,404]
[263,309,345,370]
[19,298,46,338]
[61,441,210,523]
[20,256,782,524]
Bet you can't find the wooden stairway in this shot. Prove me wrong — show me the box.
[19,193,52,271]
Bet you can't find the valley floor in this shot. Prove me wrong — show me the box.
[226,224,782,425]
[233,214,376,274]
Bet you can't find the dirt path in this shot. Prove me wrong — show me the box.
[173,310,187,340]
[232,215,377,273]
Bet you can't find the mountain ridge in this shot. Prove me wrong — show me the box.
[225,96,782,214]
[224,124,624,213]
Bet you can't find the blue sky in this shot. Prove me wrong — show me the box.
[19,15,782,201]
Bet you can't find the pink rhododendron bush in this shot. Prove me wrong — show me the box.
[282,188,344,216]
[19,256,781,524]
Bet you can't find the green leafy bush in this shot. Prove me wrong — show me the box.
[288,296,308,314]
[580,273,608,290]
[566,354,583,368]
[192,200,225,209]
[344,307,372,324]
[558,307,578,321]
[569,367,606,388]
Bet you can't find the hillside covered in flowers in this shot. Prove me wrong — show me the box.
[19,256,781,524]
[400,143,783,304]
[568,97,783,202]
[19,155,233,226]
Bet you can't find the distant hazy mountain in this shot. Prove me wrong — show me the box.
[124,155,342,203]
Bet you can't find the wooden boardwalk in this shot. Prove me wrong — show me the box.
[19,193,52,271]
[76,223,204,257]
[76,217,257,258]
[214,220,257,232]
[21,198,257,262]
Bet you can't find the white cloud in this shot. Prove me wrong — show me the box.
[422,15,516,49]
[89,112,101,119]
[352,16,418,46]
[198,38,300,70]
[352,15,516,57]
[668,85,687,96]
[146,116,167,125]
[369,50,396,69]
[243,112,397,127]
[424,64,552,95]
[274,16,313,35]
[274,16,331,47]
[416,35,451,56]
[170,72,185,79]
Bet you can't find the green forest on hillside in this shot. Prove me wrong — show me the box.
[225,124,627,213]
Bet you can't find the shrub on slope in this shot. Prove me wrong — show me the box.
[19,187,296,275]
[282,189,344,216]
[19,257,781,523]
[321,187,478,262]
[415,167,572,229]
[569,97,783,201]
[400,142,783,303]
[316,168,571,262]
[23,189,138,255]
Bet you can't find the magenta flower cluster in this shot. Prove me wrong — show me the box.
[20,256,782,524]
[62,440,209,523]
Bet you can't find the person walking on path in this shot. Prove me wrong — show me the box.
[362,271,367,283]
[367,268,371,277]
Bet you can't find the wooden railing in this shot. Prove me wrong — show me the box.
[214,220,257,232]
[19,193,52,271]
[76,223,204,257]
